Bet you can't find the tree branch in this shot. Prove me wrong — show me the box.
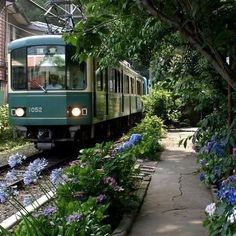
[141,0,236,90]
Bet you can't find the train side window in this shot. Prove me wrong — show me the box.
[109,69,115,92]
[137,80,142,95]
[130,77,134,94]
[123,75,129,94]
[96,65,103,91]
[117,71,121,93]
[11,48,27,90]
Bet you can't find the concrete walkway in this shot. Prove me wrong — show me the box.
[129,129,212,236]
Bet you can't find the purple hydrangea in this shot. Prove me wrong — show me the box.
[8,153,26,168]
[104,176,117,187]
[66,213,82,223]
[96,194,107,203]
[43,206,57,216]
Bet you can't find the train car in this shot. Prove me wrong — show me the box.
[8,35,147,150]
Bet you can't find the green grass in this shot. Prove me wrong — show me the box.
[0,138,27,152]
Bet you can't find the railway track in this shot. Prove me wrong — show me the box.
[0,149,78,225]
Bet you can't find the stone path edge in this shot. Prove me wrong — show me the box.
[112,178,151,236]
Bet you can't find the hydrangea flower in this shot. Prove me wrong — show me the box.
[0,182,18,203]
[218,176,236,205]
[23,158,48,185]
[50,168,67,186]
[23,195,33,206]
[114,134,142,153]
[96,194,107,203]
[199,173,205,181]
[129,133,142,145]
[23,170,39,185]
[5,169,18,182]
[27,158,48,173]
[199,159,207,167]
[227,208,236,224]
[104,176,117,187]
[43,206,57,216]
[8,153,26,168]
[66,213,82,223]
[0,182,9,203]
[205,203,216,216]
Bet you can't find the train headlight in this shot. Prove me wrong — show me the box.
[71,107,81,117]
[15,108,25,117]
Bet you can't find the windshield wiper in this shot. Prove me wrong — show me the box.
[32,80,47,93]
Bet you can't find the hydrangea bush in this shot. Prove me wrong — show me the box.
[204,176,236,235]
[195,126,236,235]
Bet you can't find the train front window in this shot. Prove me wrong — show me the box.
[27,46,65,90]
[11,48,27,90]
[66,47,86,90]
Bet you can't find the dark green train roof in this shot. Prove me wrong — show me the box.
[8,35,65,52]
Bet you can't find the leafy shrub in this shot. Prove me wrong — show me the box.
[128,115,165,160]
[0,104,26,151]
[0,105,12,140]
[142,86,182,124]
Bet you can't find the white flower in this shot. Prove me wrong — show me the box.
[227,208,236,224]
[227,214,235,224]
[205,203,216,216]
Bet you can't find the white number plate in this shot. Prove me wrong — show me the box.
[29,107,43,113]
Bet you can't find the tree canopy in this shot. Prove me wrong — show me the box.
[67,0,236,90]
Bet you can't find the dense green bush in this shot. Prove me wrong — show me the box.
[0,105,26,151]
[0,105,12,140]
[142,86,182,124]
[128,115,165,160]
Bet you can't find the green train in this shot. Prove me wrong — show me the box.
[8,35,147,150]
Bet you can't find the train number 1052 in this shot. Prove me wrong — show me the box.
[29,107,43,113]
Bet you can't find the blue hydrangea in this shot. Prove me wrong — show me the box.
[199,173,205,181]
[0,182,18,203]
[199,159,207,167]
[23,195,33,206]
[27,158,48,173]
[0,182,9,203]
[114,133,142,153]
[206,140,224,156]
[5,169,18,182]
[23,170,38,185]
[8,153,26,168]
[50,168,65,186]
[218,175,236,205]
[23,158,48,185]
[129,134,142,145]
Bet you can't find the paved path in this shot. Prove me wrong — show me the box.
[129,129,212,236]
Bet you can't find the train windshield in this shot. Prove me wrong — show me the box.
[11,45,86,91]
